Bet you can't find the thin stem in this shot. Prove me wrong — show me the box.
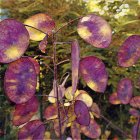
[52,34,62,140]
[57,59,70,66]
[54,42,72,45]
[24,24,47,35]
[54,16,83,34]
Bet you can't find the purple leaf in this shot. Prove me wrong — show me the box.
[71,39,80,95]
[132,120,140,140]
[77,14,112,48]
[0,19,29,63]
[18,120,45,140]
[39,35,48,53]
[13,96,39,126]
[4,57,37,104]
[117,78,133,104]
[118,35,140,67]
[74,100,90,126]
[129,108,140,117]
[80,56,108,93]
[130,96,140,109]
[80,119,101,138]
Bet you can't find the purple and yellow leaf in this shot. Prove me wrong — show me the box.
[80,119,101,139]
[4,57,37,104]
[75,90,93,107]
[80,56,108,93]
[109,92,121,105]
[18,120,45,140]
[118,35,140,67]
[24,13,55,41]
[129,108,140,117]
[28,57,40,75]
[13,96,39,126]
[71,39,80,95]
[0,19,29,63]
[74,100,90,126]
[77,14,112,48]
[117,78,133,104]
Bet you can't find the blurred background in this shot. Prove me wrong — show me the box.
[0,0,140,139]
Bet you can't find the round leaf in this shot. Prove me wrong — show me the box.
[118,35,140,67]
[130,96,140,109]
[77,14,112,48]
[74,100,90,126]
[13,96,39,126]
[117,78,133,104]
[18,120,45,140]
[80,56,108,93]
[81,119,101,139]
[109,92,121,105]
[4,57,37,104]
[24,13,55,41]
[0,19,29,63]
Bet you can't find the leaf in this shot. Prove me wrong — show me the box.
[13,96,39,126]
[71,39,80,95]
[109,92,121,105]
[80,119,101,139]
[130,96,140,109]
[89,102,101,118]
[28,57,40,75]
[118,35,140,67]
[44,104,58,120]
[80,56,108,93]
[18,120,45,140]
[0,19,29,63]
[77,14,112,48]
[48,84,65,103]
[75,90,93,107]
[39,35,48,53]
[71,121,81,140]
[117,78,133,104]
[129,108,140,117]
[132,121,140,140]
[24,13,55,41]
[74,100,90,126]
[4,57,37,104]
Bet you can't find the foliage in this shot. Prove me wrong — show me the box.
[0,0,140,140]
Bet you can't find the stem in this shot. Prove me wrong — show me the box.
[136,117,140,140]
[57,59,70,66]
[24,24,47,35]
[52,34,62,139]
[54,16,83,34]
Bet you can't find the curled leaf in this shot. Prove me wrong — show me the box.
[74,100,90,126]
[80,56,108,93]
[118,35,140,67]
[4,57,37,104]
[71,39,80,95]
[81,119,101,139]
[117,78,133,104]
[109,92,121,105]
[24,13,55,41]
[13,96,39,126]
[0,19,29,63]
[39,35,48,53]
[77,14,112,48]
[18,120,45,140]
